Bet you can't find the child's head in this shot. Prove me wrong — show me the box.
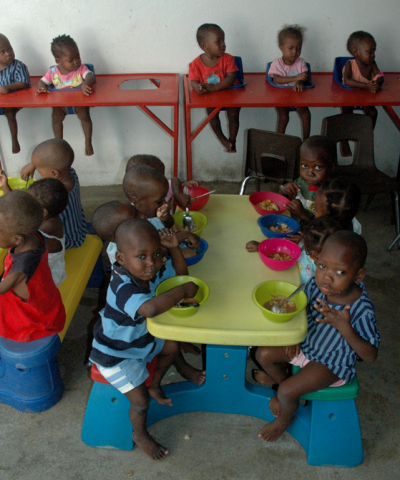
[51,34,81,73]
[31,139,74,179]
[125,154,165,175]
[0,34,14,68]
[196,24,225,56]
[0,190,43,249]
[277,24,306,65]
[315,177,361,230]
[299,136,337,187]
[346,31,376,64]
[92,201,138,242]
[115,218,163,282]
[302,216,343,260]
[27,178,69,220]
[123,164,169,219]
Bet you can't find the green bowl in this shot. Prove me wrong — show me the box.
[253,280,307,323]
[156,275,209,317]
[0,177,35,197]
[172,211,208,237]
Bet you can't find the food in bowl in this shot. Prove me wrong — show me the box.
[269,223,292,233]
[266,252,292,261]
[172,223,199,233]
[264,295,297,313]
[256,199,280,211]
[181,248,197,259]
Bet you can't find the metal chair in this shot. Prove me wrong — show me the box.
[321,113,400,250]
[239,129,302,195]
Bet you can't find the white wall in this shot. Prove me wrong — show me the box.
[1,0,400,185]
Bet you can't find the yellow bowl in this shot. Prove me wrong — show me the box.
[0,177,35,197]
[172,211,208,237]
[156,275,209,317]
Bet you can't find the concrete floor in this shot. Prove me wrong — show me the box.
[1,181,399,480]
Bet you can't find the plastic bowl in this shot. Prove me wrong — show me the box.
[183,238,209,266]
[155,275,210,317]
[249,191,289,216]
[253,280,307,323]
[258,214,301,239]
[182,186,210,211]
[172,211,207,237]
[0,177,35,197]
[258,238,301,271]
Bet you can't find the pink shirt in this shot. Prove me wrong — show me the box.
[189,54,238,85]
[41,64,91,89]
[268,57,308,86]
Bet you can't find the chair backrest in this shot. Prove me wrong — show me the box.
[321,114,376,169]
[229,56,245,89]
[333,57,354,88]
[266,62,314,88]
[244,128,302,182]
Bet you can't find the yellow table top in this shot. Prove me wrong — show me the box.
[147,194,307,346]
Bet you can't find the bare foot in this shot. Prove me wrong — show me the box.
[227,139,237,153]
[180,342,201,356]
[12,139,20,154]
[269,396,281,418]
[340,140,352,157]
[258,417,291,443]
[85,142,94,156]
[177,363,205,385]
[252,369,277,386]
[132,432,169,460]
[148,385,173,406]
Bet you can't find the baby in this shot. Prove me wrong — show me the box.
[89,218,205,460]
[268,25,310,140]
[36,35,95,156]
[189,23,241,153]
[255,231,380,443]
[0,34,30,153]
[0,190,66,341]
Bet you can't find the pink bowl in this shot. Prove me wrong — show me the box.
[249,191,289,216]
[180,186,210,211]
[259,238,301,271]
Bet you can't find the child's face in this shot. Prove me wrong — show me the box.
[0,37,15,68]
[202,28,226,58]
[130,181,169,219]
[299,146,331,187]
[279,35,302,66]
[313,190,328,218]
[56,45,82,74]
[355,39,376,66]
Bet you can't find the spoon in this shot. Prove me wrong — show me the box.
[270,284,305,313]
[191,190,216,201]
[183,207,195,232]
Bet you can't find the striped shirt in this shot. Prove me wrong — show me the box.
[0,59,30,87]
[90,260,176,367]
[59,168,87,249]
[302,278,380,383]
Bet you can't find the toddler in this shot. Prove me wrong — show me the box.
[27,178,69,286]
[0,190,66,341]
[255,230,380,443]
[20,139,87,249]
[341,31,384,157]
[0,34,30,153]
[89,218,205,460]
[189,23,241,153]
[268,25,311,140]
[36,35,95,156]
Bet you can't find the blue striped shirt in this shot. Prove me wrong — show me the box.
[302,278,380,383]
[90,260,176,367]
[59,168,87,249]
[0,59,30,87]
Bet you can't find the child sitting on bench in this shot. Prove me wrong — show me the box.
[254,231,380,443]
[0,190,65,342]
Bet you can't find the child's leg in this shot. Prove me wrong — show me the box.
[52,107,67,139]
[275,107,291,135]
[3,108,20,154]
[206,107,232,153]
[340,107,354,157]
[296,107,311,141]
[226,107,241,152]
[148,340,179,406]
[363,106,378,128]
[75,106,94,156]
[173,348,205,385]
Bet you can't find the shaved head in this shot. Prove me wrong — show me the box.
[115,218,160,253]
[32,139,74,171]
[0,190,43,238]
[123,164,168,200]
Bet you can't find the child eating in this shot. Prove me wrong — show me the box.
[254,230,380,443]
[0,190,66,341]
[89,218,205,460]
[0,33,30,153]
[36,35,95,156]
[268,25,310,140]
[189,23,241,153]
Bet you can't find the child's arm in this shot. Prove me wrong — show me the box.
[0,81,29,94]
[246,240,260,252]
[175,231,200,249]
[20,162,36,180]
[201,72,236,93]
[280,182,300,198]
[0,170,11,194]
[36,79,50,95]
[272,73,308,86]
[314,299,378,362]
[0,272,26,295]
[191,80,206,95]
[343,61,379,92]
[286,199,311,222]
[159,229,188,275]
[81,72,95,96]
[170,177,191,208]
[372,63,384,86]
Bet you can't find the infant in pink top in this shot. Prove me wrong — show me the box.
[41,64,91,90]
[268,57,308,87]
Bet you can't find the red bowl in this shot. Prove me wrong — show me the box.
[249,191,289,216]
[258,238,301,271]
[181,186,210,211]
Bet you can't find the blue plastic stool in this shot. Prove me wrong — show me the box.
[231,56,246,88]
[0,335,63,413]
[333,57,355,88]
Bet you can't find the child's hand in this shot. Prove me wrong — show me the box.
[284,344,300,360]
[156,203,171,222]
[286,199,309,219]
[0,170,10,193]
[201,83,218,93]
[314,298,351,330]
[159,228,179,249]
[182,281,199,299]
[293,81,304,92]
[82,83,93,96]
[174,191,191,208]
[246,240,260,252]
[36,87,50,95]
[281,182,300,198]
[0,86,10,94]
[193,83,206,95]
[186,232,200,249]
[287,232,303,244]
[366,81,379,93]
[182,180,199,188]
[20,163,35,180]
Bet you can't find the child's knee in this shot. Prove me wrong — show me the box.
[76,108,91,122]
[4,108,17,119]
[52,109,66,122]
[162,340,180,357]
[277,380,300,404]
[255,346,272,365]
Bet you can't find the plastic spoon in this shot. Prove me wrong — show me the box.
[183,187,195,231]
[271,284,305,313]
[191,190,216,201]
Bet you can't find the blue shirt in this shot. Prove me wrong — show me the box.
[0,59,30,87]
[302,278,380,383]
[90,260,176,367]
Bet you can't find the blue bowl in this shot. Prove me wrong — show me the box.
[184,238,209,266]
[258,214,301,239]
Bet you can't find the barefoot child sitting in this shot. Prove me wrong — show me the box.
[0,190,66,341]
[189,23,241,153]
[89,218,205,460]
[0,34,30,154]
[254,231,380,443]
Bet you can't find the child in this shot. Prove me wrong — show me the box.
[268,25,311,140]
[36,35,95,156]
[0,34,30,154]
[89,218,205,460]
[341,31,384,157]
[20,139,87,249]
[0,190,66,341]
[27,178,69,286]
[189,23,241,153]
[254,230,380,443]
